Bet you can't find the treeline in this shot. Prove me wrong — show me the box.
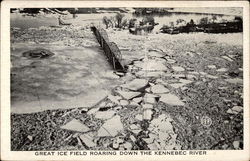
[102,13,128,29]
[102,13,156,30]
[160,16,243,34]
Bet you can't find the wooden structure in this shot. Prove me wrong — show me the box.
[91,26,125,72]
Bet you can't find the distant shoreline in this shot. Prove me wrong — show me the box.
[11,7,242,17]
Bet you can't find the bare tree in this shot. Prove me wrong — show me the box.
[121,19,128,28]
[102,16,109,29]
[115,13,125,28]
[108,17,115,28]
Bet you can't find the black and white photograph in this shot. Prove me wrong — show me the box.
[1,1,249,159]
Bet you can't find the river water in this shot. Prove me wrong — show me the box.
[11,42,125,113]
[11,12,236,31]
[10,11,239,113]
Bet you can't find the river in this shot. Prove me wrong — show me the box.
[10,11,239,113]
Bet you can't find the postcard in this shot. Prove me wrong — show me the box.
[1,1,249,160]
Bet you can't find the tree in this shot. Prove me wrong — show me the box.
[235,16,242,23]
[199,17,209,25]
[102,16,110,29]
[115,13,125,28]
[189,19,195,25]
[176,19,185,25]
[211,15,217,23]
[176,19,186,27]
[142,16,155,26]
[109,17,115,28]
[121,19,128,28]
[129,19,137,28]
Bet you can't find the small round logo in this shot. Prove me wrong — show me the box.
[201,116,212,127]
